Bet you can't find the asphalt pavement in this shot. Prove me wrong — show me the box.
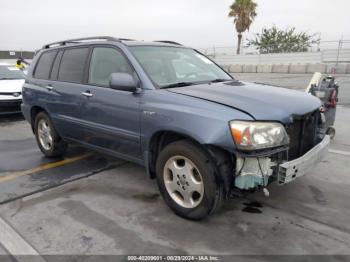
[0,74,349,258]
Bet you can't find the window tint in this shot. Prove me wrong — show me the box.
[34,51,57,79]
[89,47,133,86]
[50,50,63,80]
[58,48,89,83]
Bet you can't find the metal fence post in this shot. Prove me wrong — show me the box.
[335,38,342,69]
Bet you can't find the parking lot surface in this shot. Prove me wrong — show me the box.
[0,74,349,257]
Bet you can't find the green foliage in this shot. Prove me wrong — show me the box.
[248,26,320,54]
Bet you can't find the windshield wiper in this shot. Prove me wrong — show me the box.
[161,82,196,89]
[161,79,232,89]
[208,78,231,83]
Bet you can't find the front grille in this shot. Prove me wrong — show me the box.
[285,111,319,160]
[0,100,22,113]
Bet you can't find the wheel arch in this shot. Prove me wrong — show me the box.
[146,130,234,197]
[146,130,194,178]
[30,106,46,132]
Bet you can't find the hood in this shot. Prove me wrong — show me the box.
[0,79,25,93]
[168,81,321,123]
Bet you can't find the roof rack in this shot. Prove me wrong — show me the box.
[43,36,120,49]
[119,38,136,41]
[154,40,183,46]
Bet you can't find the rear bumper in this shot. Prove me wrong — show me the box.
[278,135,330,184]
[0,99,22,115]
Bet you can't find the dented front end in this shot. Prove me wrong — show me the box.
[235,156,274,190]
[233,110,330,191]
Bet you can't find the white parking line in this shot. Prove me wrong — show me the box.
[329,149,350,157]
[0,215,46,261]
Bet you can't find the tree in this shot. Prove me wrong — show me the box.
[228,0,257,55]
[248,26,320,54]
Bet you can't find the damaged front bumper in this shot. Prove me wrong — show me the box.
[277,135,330,184]
[234,135,330,190]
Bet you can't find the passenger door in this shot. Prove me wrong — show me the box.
[47,47,90,140]
[80,46,142,160]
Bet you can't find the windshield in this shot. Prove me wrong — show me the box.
[129,46,232,88]
[0,65,25,80]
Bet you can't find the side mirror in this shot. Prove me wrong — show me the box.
[109,73,137,92]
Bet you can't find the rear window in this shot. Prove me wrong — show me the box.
[58,48,89,83]
[50,51,63,80]
[34,51,57,79]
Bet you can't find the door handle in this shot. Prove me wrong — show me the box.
[45,85,53,91]
[81,91,93,97]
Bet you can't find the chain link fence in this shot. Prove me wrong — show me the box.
[198,39,350,63]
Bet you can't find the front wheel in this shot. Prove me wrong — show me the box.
[34,112,67,157]
[156,140,224,220]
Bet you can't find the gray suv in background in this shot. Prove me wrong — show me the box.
[22,36,329,220]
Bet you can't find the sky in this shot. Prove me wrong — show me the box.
[1,0,349,51]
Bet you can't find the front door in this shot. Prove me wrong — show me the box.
[80,46,142,160]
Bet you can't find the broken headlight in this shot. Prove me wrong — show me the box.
[230,121,289,150]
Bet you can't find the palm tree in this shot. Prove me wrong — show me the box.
[228,0,257,54]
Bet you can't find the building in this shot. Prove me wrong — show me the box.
[0,50,34,60]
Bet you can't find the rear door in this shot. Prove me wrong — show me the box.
[30,49,58,113]
[79,46,142,160]
[47,47,90,140]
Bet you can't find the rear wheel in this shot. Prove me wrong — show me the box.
[156,140,224,220]
[34,112,67,157]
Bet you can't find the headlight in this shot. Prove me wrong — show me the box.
[230,121,289,150]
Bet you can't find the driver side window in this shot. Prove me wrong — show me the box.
[89,47,133,86]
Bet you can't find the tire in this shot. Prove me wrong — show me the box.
[34,111,67,157]
[156,139,224,220]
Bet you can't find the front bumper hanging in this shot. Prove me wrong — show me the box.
[278,135,330,185]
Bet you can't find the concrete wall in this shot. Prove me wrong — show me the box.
[224,62,350,74]
[215,48,350,74]
[0,51,34,60]
[214,49,350,65]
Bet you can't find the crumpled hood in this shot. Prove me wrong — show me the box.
[168,81,321,123]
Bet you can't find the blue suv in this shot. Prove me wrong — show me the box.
[22,36,330,220]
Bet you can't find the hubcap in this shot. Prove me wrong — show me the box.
[163,156,204,209]
[37,119,53,151]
